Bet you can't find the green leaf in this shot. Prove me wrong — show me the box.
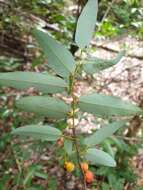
[35,172,48,179]
[85,148,116,167]
[23,166,36,186]
[83,51,125,74]
[0,72,67,93]
[12,125,62,141]
[48,177,57,190]
[103,140,115,158]
[33,29,75,78]
[84,121,125,146]
[64,139,73,155]
[79,93,142,117]
[108,174,125,190]
[16,96,70,119]
[27,188,43,190]
[101,183,110,190]
[27,186,44,190]
[75,0,98,48]
[109,136,123,150]
[24,173,34,186]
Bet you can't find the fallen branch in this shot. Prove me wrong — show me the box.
[91,41,143,60]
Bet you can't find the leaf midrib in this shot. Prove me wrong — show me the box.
[0,78,66,88]
[18,101,69,115]
[79,100,140,113]
[14,131,60,138]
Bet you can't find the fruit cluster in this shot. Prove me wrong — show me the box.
[64,161,94,183]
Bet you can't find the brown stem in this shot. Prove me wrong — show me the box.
[70,0,82,55]
[97,0,117,32]
[69,0,87,187]
[115,135,143,142]
[70,73,87,190]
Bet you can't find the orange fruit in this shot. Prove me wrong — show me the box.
[80,162,88,173]
[84,170,94,183]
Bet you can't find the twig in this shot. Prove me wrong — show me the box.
[70,65,87,190]
[97,0,117,31]
[70,0,82,55]
[69,6,85,187]
[115,135,143,142]
[91,42,143,60]
[0,0,10,6]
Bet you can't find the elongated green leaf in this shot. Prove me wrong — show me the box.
[35,172,48,180]
[75,0,98,48]
[84,121,125,146]
[85,148,116,167]
[83,51,125,74]
[16,96,70,119]
[79,93,142,117]
[33,29,75,78]
[12,125,62,141]
[103,140,115,158]
[23,166,36,186]
[0,72,67,93]
[64,139,73,155]
[109,136,123,150]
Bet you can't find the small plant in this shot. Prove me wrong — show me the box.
[0,0,142,189]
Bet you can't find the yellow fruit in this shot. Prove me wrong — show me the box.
[84,170,94,183]
[64,161,75,172]
[80,162,88,173]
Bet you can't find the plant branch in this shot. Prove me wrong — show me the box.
[70,0,82,55]
[115,135,143,142]
[70,68,87,190]
[97,0,117,31]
